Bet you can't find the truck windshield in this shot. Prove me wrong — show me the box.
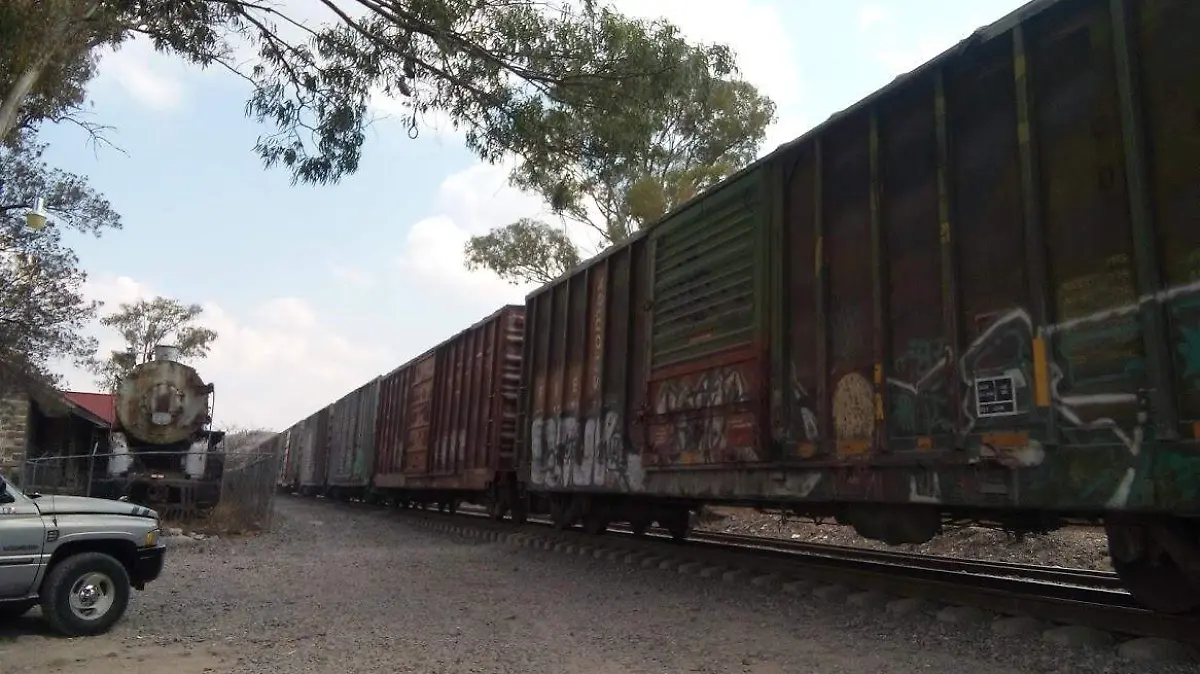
[0,474,25,498]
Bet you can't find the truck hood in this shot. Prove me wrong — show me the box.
[34,495,159,520]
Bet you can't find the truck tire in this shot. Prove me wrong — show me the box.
[39,552,132,637]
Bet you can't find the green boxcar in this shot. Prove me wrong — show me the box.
[517,0,1200,613]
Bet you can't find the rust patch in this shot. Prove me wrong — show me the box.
[836,440,871,459]
[916,436,934,451]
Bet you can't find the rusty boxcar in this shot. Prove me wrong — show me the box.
[371,305,526,515]
[324,377,381,499]
[297,406,331,496]
[516,0,1200,614]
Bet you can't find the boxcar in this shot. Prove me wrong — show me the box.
[516,0,1200,613]
[371,305,526,515]
[324,377,381,500]
[276,423,300,493]
[297,406,331,496]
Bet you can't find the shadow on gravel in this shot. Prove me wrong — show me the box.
[0,610,58,641]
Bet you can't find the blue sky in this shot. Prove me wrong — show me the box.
[42,0,1028,431]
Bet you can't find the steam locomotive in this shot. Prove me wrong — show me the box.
[93,345,225,518]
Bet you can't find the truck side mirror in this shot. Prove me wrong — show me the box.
[0,481,13,504]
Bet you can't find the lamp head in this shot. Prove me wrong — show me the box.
[25,198,48,231]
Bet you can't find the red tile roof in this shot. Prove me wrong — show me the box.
[62,391,116,426]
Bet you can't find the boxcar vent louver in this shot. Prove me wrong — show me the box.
[651,184,758,369]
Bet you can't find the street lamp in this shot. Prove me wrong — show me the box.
[25,197,48,231]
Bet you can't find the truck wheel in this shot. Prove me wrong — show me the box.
[39,552,131,637]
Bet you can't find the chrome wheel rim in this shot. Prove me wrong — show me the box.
[68,572,116,621]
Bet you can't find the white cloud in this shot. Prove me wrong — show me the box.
[60,275,395,431]
[93,39,187,111]
[329,264,375,290]
[396,161,550,303]
[858,4,891,28]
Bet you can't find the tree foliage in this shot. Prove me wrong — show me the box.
[88,296,218,391]
[1,0,742,186]
[463,13,776,286]
[0,132,122,396]
[464,217,580,286]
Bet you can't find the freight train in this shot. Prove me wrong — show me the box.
[92,344,225,519]
[261,0,1200,616]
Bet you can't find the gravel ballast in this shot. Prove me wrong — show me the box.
[696,506,1113,570]
[1,497,1193,674]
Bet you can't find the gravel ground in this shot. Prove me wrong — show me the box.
[0,497,1189,674]
[696,507,1113,571]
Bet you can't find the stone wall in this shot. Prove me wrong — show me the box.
[0,394,30,479]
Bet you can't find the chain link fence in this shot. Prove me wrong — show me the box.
[21,446,281,533]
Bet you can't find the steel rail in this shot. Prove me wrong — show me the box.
[367,499,1200,649]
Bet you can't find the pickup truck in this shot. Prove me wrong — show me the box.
[0,473,166,636]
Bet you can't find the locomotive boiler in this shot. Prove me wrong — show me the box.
[99,344,225,518]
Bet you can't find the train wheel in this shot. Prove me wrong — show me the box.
[661,509,691,542]
[550,498,571,530]
[630,519,649,537]
[582,512,609,536]
[448,500,458,515]
[487,493,507,521]
[1106,519,1200,615]
[512,500,528,525]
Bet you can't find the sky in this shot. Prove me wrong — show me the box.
[39,0,1029,432]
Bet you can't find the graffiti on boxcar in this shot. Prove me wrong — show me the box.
[650,366,755,464]
[529,410,643,491]
[787,363,819,443]
[653,367,749,414]
[881,277,1200,508]
[908,471,941,504]
[889,338,954,435]
[1173,294,1200,390]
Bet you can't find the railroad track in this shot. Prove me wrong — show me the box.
[312,496,1200,656]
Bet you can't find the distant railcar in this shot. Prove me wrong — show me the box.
[297,406,331,496]
[370,306,526,516]
[323,377,381,501]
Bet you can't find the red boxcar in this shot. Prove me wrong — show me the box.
[371,305,525,515]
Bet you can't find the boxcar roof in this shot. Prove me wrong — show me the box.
[525,0,1060,301]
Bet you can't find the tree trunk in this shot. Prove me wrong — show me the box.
[0,58,52,144]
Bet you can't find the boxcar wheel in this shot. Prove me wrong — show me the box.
[487,494,507,521]
[661,510,691,542]
[550,498,571,530]
[1107,520,1200,615]
[582,512,609,536]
